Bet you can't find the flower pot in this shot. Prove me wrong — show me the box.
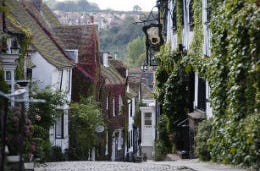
[24,162,34,170]
[34,168,46,171]
[7,155,20,162]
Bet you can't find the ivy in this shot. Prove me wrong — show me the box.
[156,0,260,168]
[176,0,183,44]
[69,96,104,160]
[206,0,260,169]
[0,3,32,80]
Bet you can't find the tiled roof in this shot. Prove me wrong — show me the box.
[41,4,61,27]
[127,88,137,98]
[101,66,125,85]
[53,25,99,78]
[7,0,73,69]
[53,25,98,59]
[141,83,154,99]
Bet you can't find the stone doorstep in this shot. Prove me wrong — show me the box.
[24,162,47,171]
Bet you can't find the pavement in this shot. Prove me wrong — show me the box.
[31,159,248,171]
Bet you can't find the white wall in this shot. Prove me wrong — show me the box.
[127,97,136,153]
[31,52,72,152]
[140,106,156,147]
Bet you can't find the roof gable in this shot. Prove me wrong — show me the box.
[101,66,125,86]
[7,0,73,69]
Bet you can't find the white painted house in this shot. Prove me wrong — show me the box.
[8,0,74,152]
[166,0,212,118]
[30,51,73,152]
[140,99,156,160]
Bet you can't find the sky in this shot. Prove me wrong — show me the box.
[57,0,157,11]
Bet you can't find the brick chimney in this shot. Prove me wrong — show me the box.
[31,0,42,11]
[103,53,109,68]
[89,16,94,24]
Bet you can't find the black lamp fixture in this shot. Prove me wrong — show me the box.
[141,0,167,66]
[10,40,20,54]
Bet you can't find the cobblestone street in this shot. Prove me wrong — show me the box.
[35,161,179,171]
[34,160,247,171]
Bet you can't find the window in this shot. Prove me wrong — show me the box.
[189,0,194,30]
[5,71,11,81]
[197,77,206,111]
[27,69,32,80]
[118,95,123,115]
[144,112,152,126]
[106,96,109,110]
[128,102,132,117]
[206,0,211,23]
[55,114,64,139]
[112,98,115,117]
[171,1,177,31]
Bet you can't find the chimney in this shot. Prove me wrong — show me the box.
[89,16,94,24]
[31,0,42,11]
[103,53,109,68]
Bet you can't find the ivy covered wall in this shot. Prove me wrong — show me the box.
[156,0,260,168]
[206,0,260,168]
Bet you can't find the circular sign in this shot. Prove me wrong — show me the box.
[95,125,104,133]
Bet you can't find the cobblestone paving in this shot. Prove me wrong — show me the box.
[35,161,187,171]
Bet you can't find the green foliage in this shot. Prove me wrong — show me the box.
[6,106,33,156]
[28,86,67,162]
[194,119,212,161]
[156,0,260,168]
[154,140,167,161]
[155,43,191,150]
[176,0,183,44]
[99,16,144,60]
[206,1,260,169]
[69,96,104,160]
[45,0,100,12]
[154,45,175,103]
[29,86,67,130]
[163,61,190,132]
[133,5,142,12]
[49,146,64,161]
[127,36,145,67]
[157,114,172,152]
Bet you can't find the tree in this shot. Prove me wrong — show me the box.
[127,36,145,67]
[133,5,142,12]
[69,96,104,160]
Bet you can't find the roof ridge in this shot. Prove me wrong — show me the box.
[23,6,74,68]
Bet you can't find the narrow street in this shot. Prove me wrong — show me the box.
[34,160,247,171]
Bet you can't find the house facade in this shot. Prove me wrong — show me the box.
[159,0,212,158]
[100,53,127,161]
[7,0,74,152]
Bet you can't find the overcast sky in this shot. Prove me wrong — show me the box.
[56,0,157,11]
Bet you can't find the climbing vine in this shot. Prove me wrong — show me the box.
[156,0,260,168]
[0,3,32,80]
[206,0,260,168]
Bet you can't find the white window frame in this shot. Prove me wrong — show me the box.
[55,113,64,139]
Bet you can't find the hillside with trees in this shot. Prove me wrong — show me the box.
[99,16,145,63]
[44,0,100,12]
[45,0,146,66]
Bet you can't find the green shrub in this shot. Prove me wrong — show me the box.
[49,146,64,161]
[194,119,212,161]
[154,140,167,161]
